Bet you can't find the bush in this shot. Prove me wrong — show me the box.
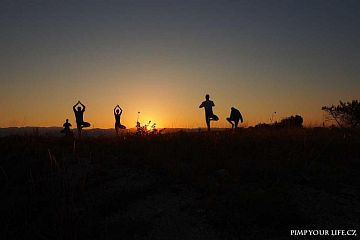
[276,115,303,128]
[255,115,303,128]
[322,100,360,128]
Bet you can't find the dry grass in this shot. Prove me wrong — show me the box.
[0,128,359,239]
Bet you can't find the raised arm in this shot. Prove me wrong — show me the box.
[119,107,123,115]
[73,102,78,112]
[199,102,204,108]
[79,102,86,112]
[114,106,117,115]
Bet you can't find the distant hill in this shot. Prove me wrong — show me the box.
[0,127,60,137]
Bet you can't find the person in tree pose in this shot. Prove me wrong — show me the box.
[114,105,126,135]
[73,101,90,137]
[199,94,219,131]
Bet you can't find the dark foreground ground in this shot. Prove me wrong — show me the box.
[0,128,359,240]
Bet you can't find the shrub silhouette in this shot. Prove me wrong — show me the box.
[276,115,303,128]
[255,115,303,128]
[136,120,158,135]
[322,100,360,128]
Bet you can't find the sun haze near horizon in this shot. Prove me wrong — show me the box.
[1,1,359,129]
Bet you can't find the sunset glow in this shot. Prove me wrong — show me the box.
[1,2,360,236]
[1,1,359,129]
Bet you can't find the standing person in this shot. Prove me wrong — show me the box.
[114,105,126,135]
[60,119,73,137]
[73,101,91,137]
[199,94,219,131]
[226,107,243,129]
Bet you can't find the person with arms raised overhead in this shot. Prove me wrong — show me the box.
[199,94,219,131]
[227,107,243,129]
[73,101,90,138]
[114,105,126,135]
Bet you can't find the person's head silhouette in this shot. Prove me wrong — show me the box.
[206,94,210,100]
[116,109,120,114]
[66,119,69,123]
[231,107,235,110]
[77,106,82,111]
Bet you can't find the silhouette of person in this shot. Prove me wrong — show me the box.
[73,101,90,137]
[226,107,243,128]
[60,119,73,136]
[114,105,126,135]
[199,94,219,131]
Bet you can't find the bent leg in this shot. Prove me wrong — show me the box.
[82,122,91,128]
[119,124,126,129]
[211,114,219,121]
[226,117,234,128]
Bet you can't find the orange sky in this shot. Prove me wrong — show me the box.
[1,1,359,129]
[1,59,355,129]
